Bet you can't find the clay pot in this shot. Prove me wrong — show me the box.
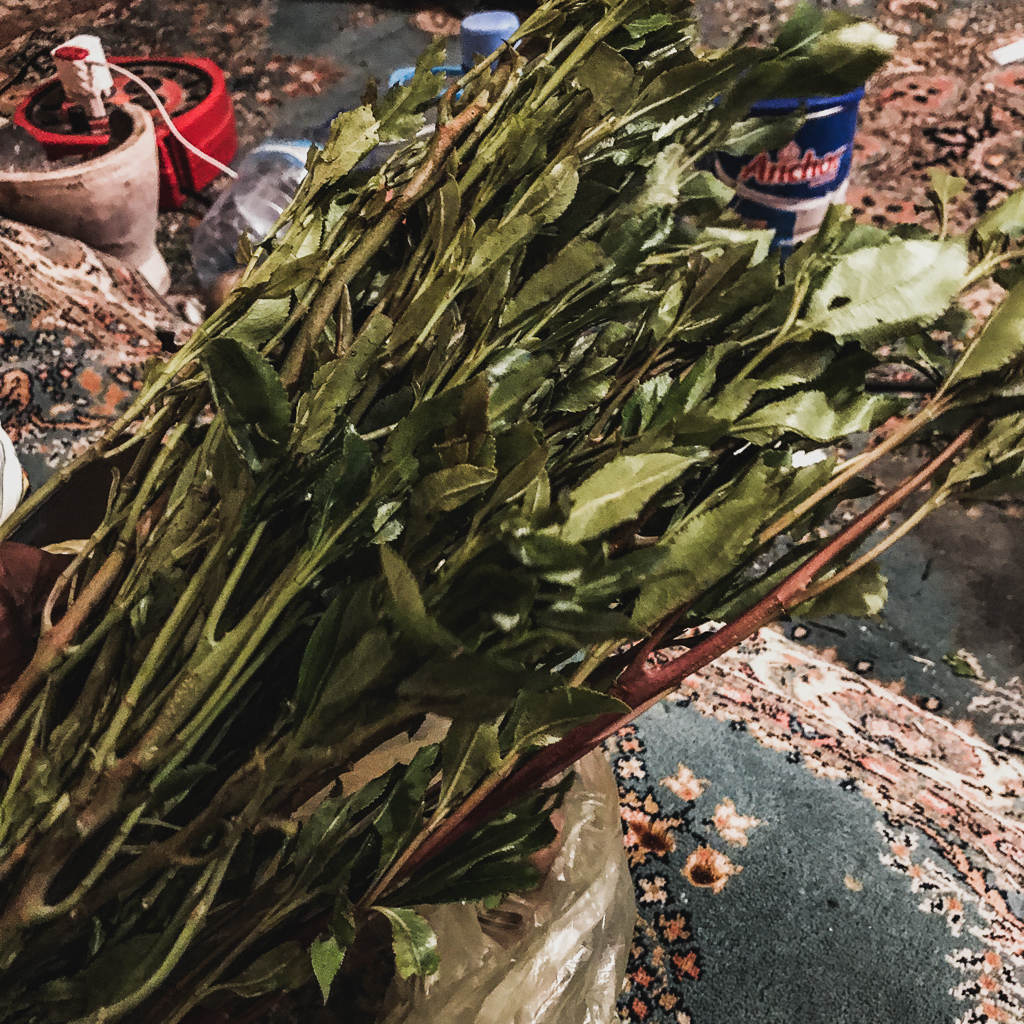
[0,104,169,293]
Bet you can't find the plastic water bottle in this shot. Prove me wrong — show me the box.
[191,139,315,290]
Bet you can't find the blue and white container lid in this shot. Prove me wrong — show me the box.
[460,11,519,68]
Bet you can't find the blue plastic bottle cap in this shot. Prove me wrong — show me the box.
[460,11,519,68]
[388,66,417,89]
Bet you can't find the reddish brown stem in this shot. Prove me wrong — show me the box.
[397,421,981,882]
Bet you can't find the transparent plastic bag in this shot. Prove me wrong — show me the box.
[377,750,635,1024]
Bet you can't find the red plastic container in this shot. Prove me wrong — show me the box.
[14,56,238,211]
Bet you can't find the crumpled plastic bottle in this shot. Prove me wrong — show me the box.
[190,139,314,290]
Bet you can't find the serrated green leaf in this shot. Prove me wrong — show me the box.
[488,351,553,425]
[625,12,674,37]
[203,335,291,471]
[562,453,692,543]
[333,892,357,949]
[412,464,498,514]
[514,157,580,223]
[375,907,440,979]
[311,936,346,1002]
[950,277,1024,382]
[622,373,673,438]
[572,41,635,112]
[236,231,254,266]
[398,656,560,719]
[522,470,551,524]
[317,627,394,719]
[717,112,805,157]
[536,605,643,642]
[774,0,825,51]
[503,239,609,323]
[437,721,501,814]
[221,942,311,999]
[296,594,346,722]
[734,389,897,444]
[633,459,773,628]
[794,563,887,619]
[300,107,378,202]
[553,371,611,412]
[975,188,1024,244]
[801,239,967,344]
[310,426,374,539]
[375,744,439,870]
[380,546,461,653]
[926,167,966,210]
[468,215,537,278]
[507,686,628,753]
[376,38,446,142]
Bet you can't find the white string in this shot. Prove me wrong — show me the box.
[91,60,238,180]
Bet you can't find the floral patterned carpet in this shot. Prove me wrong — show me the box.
[3,0,1024,1022]
[610,628,1024,1024]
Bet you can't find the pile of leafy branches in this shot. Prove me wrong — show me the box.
[3,0,1024,1020]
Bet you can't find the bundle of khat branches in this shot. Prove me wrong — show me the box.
[3,0,1024,1019]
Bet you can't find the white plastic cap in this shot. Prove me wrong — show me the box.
[52,35,114,120]
[0,424,25,526]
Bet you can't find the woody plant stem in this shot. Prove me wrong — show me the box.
[389,419,981,886]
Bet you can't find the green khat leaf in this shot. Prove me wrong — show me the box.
[572,41,635,112]
[306,106,379,195]
[311,936,346,1002]
[412,464,498,514]
[926,167,966,222]
[376,37,447,142]
[975,188,1024,245]
[625,12,674,37]
[774,0,826,51]
[203,334,291,471]
[436,721,502,815]
[221,942,311,999]
[315,628,394,720]
[950,278,1024,382]
[375,744,439,871]
[716,112,805,157]
[296,594,346,722]
[632,459,772,628]
[506,686,629,753]
[733,390,898,444]
[622,373,673,438]
[801,238,967,344]
[503,239,609,323]
[468,215,537,278]
[562,453,693,543]
[374,907,441,980]
[512,157,580,223]
[793,563,887,619]
[380,546,461,653]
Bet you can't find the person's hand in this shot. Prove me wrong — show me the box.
[0,542,71,693]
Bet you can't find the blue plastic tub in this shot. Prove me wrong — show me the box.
[713,87,865,250]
